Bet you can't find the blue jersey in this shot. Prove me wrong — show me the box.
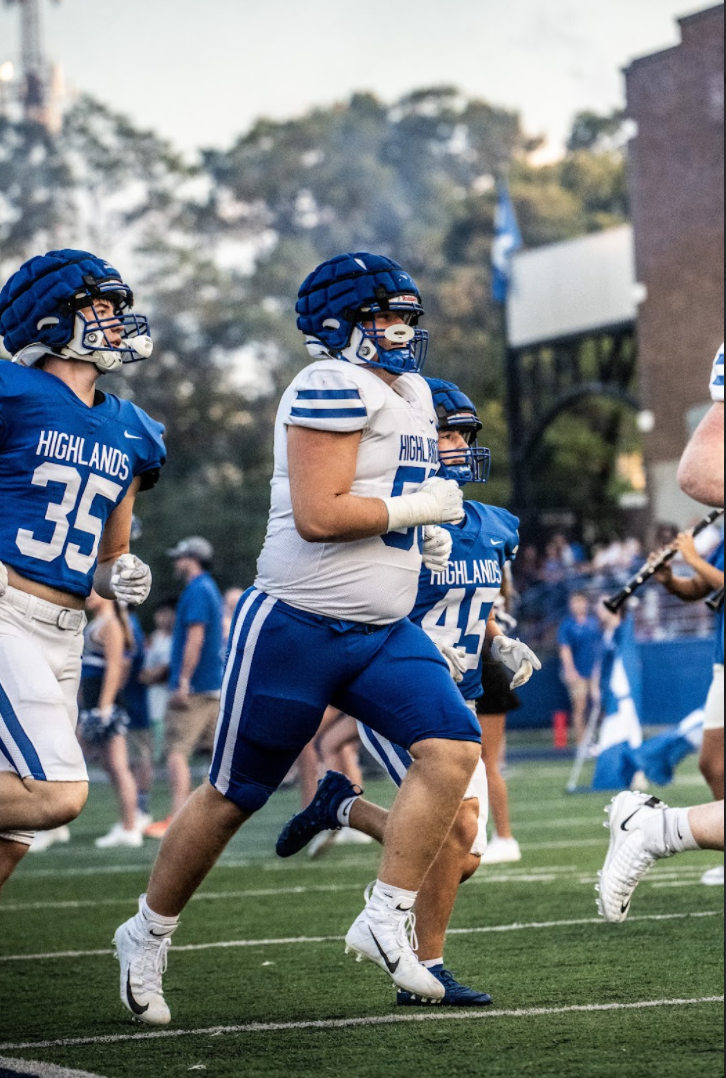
[169,573,224,694]
[0,361,165,598]
[410,501,520,701]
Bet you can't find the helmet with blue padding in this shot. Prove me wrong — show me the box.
[296,252,429,375]
[426,377,491,485]
[0,249,153,373]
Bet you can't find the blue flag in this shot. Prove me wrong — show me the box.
[491,181,522,304]
[591,617,643,791]
[632,709,704,787]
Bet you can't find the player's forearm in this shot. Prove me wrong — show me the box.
[179,627,205,686]
[93,560,117,601]
[292,493,390,543]
[663,575,710,601]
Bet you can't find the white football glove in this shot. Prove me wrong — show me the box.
[490,635,542,690]
[384,477,465,532]
[437,642,468,683]
[111,554,152,607]
[0,560,7,600]
[422,526,453,572]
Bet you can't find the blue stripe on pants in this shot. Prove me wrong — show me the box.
[358,723,413,787]
[210,589,267,789]
[0,678,47,780]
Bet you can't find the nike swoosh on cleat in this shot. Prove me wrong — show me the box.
[620,810,643,832]
[126,972,150,1016]
[369,930,400,975]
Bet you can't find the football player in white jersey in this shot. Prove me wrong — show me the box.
[0,250,163,893]
[598,344,725,922]
[114,253,485,1024]
[275,379,541,1006]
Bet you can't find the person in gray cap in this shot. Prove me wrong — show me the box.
[145,538,224,838]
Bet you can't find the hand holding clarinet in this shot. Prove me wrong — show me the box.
[604,509,724,614]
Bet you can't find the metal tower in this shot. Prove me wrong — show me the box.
[4,0,61,121]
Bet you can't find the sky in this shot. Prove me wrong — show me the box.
[0,0,717,155]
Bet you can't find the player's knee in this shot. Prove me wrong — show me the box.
[36,782,88,829]
[451,799,480,858]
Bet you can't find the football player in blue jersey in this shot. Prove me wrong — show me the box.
[0,249,165,891]
[114,253,487,1025]
[276,378,542,1006]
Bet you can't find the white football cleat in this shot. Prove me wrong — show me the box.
[114,917,172,1026]
[96,824,144,850]
[701,864,724,886]
[336,827,374,846]
[481,836,522,864]
[28,826,71,854]
[307,829,339,860]
[596,791,668,923]
[136,811,153,833]
[345,908,445,1001]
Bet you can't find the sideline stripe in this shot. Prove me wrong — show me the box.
[0,910,720,963]
[0,866,712,913]
[1,996,722,1053]
[0,1058,107,1078]
[12,837,613,881]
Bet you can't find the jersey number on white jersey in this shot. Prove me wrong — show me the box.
[382,464,437,552]
[16,464,123,575]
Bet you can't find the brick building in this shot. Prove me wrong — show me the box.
[625,4,724,524]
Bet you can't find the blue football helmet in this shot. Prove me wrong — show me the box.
[427,378,491,485]
[0,249,153,373]
[296,252,429,375]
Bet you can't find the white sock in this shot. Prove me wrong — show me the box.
[337,796,359,828]
[367,880,417,915]
[422,958,444,969]
[137,894,179,939]
[641,807,700,857]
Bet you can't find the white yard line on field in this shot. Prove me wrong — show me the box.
[12,837,612,882]
[0,996,722,1054]
[0,910,720,964]
[0,1058,107,1078]
[0,866,709,914]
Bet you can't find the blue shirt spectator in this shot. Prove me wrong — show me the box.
[558,605,603,678]
[169,570,224,694]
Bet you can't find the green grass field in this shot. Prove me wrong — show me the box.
[0,756,722,1078]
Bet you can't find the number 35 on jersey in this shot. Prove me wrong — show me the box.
[0,361,165,599]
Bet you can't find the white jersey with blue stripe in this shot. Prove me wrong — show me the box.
[255,360,439,624]
[710,343,724,402]
[411,501,520,700]
[0,361,165,598]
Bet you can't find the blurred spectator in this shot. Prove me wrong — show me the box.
[540,540,568,585]
[516,544,541,591]
[558,592,604,745]
[223,588,245,645]
[146,538,224,839]
[80,594,142,849]
[141,600,176,730]
[124,611,154,832]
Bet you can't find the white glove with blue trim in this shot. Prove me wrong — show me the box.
[384,477,464,531]
[491,635,542,690]
[422,526,453,573]
[0,560,7,600]
[111,554,152,607]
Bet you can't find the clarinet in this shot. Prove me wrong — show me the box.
[706,587,725,614]
[604,509,725,614]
